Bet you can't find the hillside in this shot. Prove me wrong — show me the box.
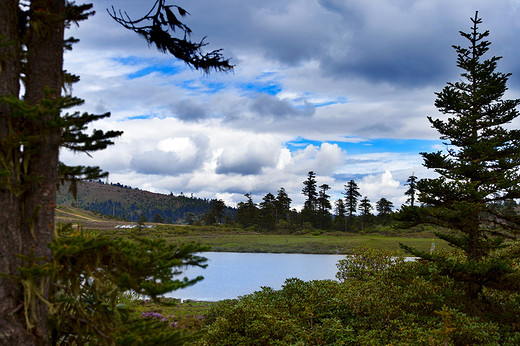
[55,205,133,230]
[56,181,228,224]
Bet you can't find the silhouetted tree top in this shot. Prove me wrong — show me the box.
[108,0,233,73]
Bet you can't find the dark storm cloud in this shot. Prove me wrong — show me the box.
[82,0,520,92]
[171,99,209,122]
[250,94,315,118]
[215,158,264,175]
[357,122,403,138]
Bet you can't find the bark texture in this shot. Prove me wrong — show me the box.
[0,0,64,343]
[0,0,29,343]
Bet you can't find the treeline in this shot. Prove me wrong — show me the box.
[201,171,420,232]
[81,198,215,224]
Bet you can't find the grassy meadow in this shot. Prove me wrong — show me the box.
[110,225,446,254]
[56,205,448,254]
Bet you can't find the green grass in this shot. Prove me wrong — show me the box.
[56,207,448,254]
[103,225,447,255]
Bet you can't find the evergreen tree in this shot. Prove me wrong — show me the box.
[153,213,165,223]
[400,12,520,298]
[334,198,347,231]
[259,193,276,230]
[343,180,361,232]
[358,196,373,231]
[236,194,258,228]
[317,184,332,229]
[302,171,318,211]
[376,197,394,225]
[274,187,292,223]
[0,1,232,343]
[204,199,226,225]
[404,174,418,206]
[137,213,147,230]
[185,212,196,225]
[301,171,318,225]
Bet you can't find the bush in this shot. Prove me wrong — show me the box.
[336,247,405,281]
[200,248,520,345]
[200,279,353,345]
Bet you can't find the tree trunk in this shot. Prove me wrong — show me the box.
[0,1,34,344]
[0,0,65,343]
[23,0,65,342]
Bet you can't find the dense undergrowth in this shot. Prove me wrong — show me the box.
[191,248,520,345]
[28,225,520,344]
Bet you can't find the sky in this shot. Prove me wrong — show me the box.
[61,0,520,210]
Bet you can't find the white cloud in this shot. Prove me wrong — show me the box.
[59,0,520,209]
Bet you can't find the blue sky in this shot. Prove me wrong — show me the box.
[61,0,520,209]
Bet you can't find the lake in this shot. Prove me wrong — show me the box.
[165,252,346,301]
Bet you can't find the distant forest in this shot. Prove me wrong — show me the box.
[53,174,394,231]
[56,180,235,224]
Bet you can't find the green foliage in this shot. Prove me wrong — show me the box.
[12,224,209,344]
[201,248,520,344]
[336,247,405,282]
[200,279,354,345]
[398,12,520,299]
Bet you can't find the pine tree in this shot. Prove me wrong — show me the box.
[376,197,394,225]
[400,12,520,298]
[302,171,318,211]
[274,187,292,223]
[301,171,318,225]
[334,199,347,231]
[404,174,418,206]
[343,180,361,232]
[259,192,276,229]
[0,1,232,343]
[204,199,227,225]
[236,194,258,227]
[358,196,373,231]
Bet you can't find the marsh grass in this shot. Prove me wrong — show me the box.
[102,224,447,254]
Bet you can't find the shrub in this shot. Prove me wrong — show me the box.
[336,247,405,281]
[201,248,520,344]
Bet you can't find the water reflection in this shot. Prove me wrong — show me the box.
[165,252,345,301]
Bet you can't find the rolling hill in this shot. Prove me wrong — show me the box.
[56,180,229,224]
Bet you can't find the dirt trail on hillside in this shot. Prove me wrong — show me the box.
[56,209,104,222]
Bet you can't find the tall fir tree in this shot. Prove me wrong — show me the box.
[358,196,373,231]
[275,187,292,223]
[0,1,232,343]
[334,198,347,231]
[404,173,418,206]
[259,192,276,229]
[302,171,318,211]
[400,12,520,299]
[343,180,361,232]
[317,184,332,229]
[376,197,394,225]
[236,193,258,227]
[204,199,227,225]
[301,171,318,225]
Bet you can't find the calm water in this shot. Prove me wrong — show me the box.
[165,252,345,301]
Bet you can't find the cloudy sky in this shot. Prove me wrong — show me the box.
[61,0,520,210]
